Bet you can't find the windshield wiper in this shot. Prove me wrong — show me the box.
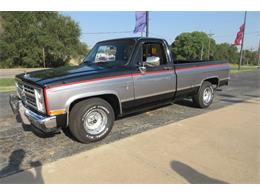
[95,61,109,65]
[80,60,95,66]
[80,61,112,67]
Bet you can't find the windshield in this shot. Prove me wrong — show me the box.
[82,40,135,66]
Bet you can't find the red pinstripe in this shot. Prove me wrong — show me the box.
[46,63,226,90]
[43,88,50,115]
[44,63,226,115]
[176,63,226,71]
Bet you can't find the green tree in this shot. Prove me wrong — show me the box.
[0,16,3,35]
[0,12,88,68]
[243,49,257,65]
[214,43,239,64]
[171,31,216,61]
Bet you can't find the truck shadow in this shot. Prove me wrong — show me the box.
[14,111,55,138]
[61,127,79,142]
[21,123,57,138]
[218,98,248,104]
[16,114,58,138]
[244,94,260,98]
[217,93,257,104]
[118,103,171,119]
[175,93,257,107]
[0,149,44,184]
[174,98,198,108]
[170,160,228,184]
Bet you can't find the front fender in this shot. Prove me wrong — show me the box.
[64,90,122,126]
[65,90,122,112]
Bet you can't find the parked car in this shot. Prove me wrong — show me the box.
[10,37,230,143]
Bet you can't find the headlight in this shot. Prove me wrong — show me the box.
[34,88,46,113]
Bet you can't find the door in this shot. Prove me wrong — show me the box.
[133,41,176,103]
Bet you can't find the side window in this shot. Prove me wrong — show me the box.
[143,42,167,66]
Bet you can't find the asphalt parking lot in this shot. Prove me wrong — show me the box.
[0,71,259,178]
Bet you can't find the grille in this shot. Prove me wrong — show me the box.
[16,80,38,110]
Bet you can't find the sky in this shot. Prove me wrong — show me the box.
[61,11,260,50]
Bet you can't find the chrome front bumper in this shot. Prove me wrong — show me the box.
[9,94,58,133]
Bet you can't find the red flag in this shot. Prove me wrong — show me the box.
[234,24,245,45]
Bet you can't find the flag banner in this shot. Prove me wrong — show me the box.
[234,24,245,45]
[133,11,146,33]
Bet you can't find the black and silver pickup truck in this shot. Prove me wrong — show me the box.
[10,37,230,143]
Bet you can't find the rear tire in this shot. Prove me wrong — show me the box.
[193,81,214,108]
[69,98,115,143]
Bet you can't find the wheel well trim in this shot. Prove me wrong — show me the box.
[200,76,220,87]
[64,91,122,127]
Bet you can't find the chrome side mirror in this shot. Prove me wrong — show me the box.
[138,66,146,74]
[145,56,160,66]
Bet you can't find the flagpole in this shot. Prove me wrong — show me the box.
[146,11,149,37]
[238,11,247,70]
[257,38,260,66]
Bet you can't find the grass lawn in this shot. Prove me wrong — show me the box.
[0,78,16,92]
[230,64,258,74]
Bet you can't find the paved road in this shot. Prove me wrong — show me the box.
[0,71,259,178]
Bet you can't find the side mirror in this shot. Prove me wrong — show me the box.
[145,56,160,66]
[138,66,146,74]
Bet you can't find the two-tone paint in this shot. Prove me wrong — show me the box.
[15,37,230,128]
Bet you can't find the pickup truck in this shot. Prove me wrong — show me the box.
[9,37,230,143]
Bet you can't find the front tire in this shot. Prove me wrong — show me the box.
[69,98,115,143]
[193,81,214,108]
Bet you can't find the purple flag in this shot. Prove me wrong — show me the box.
[133,11,146,33]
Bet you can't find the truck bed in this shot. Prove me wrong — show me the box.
[173,60,230,97]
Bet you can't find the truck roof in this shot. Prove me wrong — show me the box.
[97,37,167,44]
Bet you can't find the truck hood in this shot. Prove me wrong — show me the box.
[16,64,119,87]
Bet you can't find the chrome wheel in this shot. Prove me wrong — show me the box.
[202,87,213,105]
[82,107,108,135]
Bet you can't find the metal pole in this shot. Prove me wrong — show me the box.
[208,39,211,60]
[200,43,204,60]
[146,11,149,37]
[257,38,260,66]
[207,33,214,60]
[42,47,46,68]
[238,11,247,70]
